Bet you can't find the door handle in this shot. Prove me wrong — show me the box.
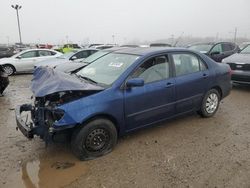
[165,82,174,88]
[203,73,208,78]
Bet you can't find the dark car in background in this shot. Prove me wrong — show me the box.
[16,47,231,160]
[150,43,172,47]
[0,65,9,95]
[222,44,250,84]
[188,42,240,62]
[0,46,15,59]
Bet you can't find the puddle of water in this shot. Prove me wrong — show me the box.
[4,150,89,188]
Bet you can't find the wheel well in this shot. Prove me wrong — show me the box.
[79,114,120,135]
[211,86,222,99]
[4,64,16,72]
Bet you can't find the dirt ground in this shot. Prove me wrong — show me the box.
[0,74,250,188]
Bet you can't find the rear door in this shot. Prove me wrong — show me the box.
[124,54,176,131]
[36,50,56,62]
[171,52,210,114]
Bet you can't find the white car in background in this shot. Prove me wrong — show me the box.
[0,49,62,75]
[34,49,98,69]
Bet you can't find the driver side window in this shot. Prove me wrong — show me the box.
[210,44,223,54]
[131,55,170,84]
[20,51,38,58]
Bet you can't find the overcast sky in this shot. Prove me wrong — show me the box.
[0,0,250,44]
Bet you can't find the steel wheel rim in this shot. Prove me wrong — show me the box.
[85,128,110,152]
[205,93,218,114]
[3,66,13,75]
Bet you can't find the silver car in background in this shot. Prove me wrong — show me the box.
[222,44,250,84]
[0,49,62,75]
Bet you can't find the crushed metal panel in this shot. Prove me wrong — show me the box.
[31,67,103,97]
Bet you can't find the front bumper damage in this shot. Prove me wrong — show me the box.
[15,104,34,139]
[16,104,51,140]
[15,103,65,143]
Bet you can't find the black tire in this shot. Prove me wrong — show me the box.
[71,118,117,161]
[198,89,220,118]
[3,64,15,76]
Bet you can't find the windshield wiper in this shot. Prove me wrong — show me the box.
[75,74,97,84]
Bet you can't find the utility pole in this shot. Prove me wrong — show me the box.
[234,27,237,43]
[11,4,22,44]
[112,35,115,44]
[66,35,69,44]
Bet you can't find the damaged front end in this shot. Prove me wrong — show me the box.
[16,90,101,143]
[15,67,104,143]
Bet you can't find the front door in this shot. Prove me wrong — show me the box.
[124,55,175,131]
[16,50,39,72]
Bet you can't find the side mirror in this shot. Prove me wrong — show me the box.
[16,56,22,59]
[71,56,77,61]
[210,51,220,56]
[126,78,144,88]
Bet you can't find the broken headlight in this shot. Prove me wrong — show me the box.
[51,108,65,122]
[45,108,65,127]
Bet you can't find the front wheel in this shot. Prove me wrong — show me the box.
[3,65,15,76]
[198,89,220,118]
[71,118,117,160]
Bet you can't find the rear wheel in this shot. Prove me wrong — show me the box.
[71,118,117,160]
[3,64,15,76]
[199,89,220,118]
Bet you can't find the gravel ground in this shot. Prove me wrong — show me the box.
[0,75,250,188]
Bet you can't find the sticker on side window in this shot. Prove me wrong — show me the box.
[108,62,124,68]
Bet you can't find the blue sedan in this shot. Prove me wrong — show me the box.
[16,47,232,160]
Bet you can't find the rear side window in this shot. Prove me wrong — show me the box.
[131,55,170,84]
[172,53,206,76]
[90,50,98,55]
[228,43,236,50]
[38,50,54,56]
[222,43,232,52]
[74,50,90,59]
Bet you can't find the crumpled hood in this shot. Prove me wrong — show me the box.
[223,53,250,64]
[31,67,103,97]
[55,62,87,73]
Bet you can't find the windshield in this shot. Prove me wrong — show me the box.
[83,51,109,64]
[188,44,213,53]
[240,45,250,54]
[76,53,139,86]
[57,52,75,59]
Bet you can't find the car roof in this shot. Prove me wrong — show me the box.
[190,42,236,46]
[101,47,131,52]
[111,47,189,56]
[20,48,57,52]
[76,48,99,52]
